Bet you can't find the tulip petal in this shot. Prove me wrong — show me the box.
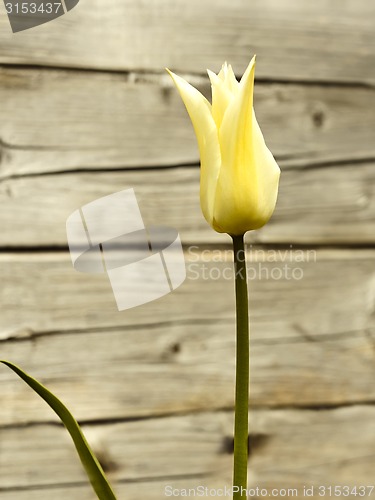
[214,56,280,234]
[207,69,233,129]
[168,58,279,236]
[218,56,256,173]
[217,62,228,82]
[167,69,221,227]
[224,64,239,95]
[247,108,280,224]
[217,63,239,95]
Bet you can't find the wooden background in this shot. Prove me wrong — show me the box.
[0,1,374,498]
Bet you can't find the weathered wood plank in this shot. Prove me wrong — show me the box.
[1,408,375,498]
[0,413,226,489]
[0,67,374,177]
[0,249,372,338]
[249,407,375,498]
[1,319,375,425]
[256,163,375,245]
[0,164,373,247]
[0,0,374,84]
[0,250,373,424]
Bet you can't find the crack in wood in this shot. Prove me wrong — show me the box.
[0,63,374,89]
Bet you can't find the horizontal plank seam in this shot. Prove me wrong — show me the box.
[0,243,265,254]
[0,319,369,345]
[0,472,212,493]
[280,156,375,171]
[1,156,375,185]
[0,241,374,254]
[2,402,375,433]
[75,400,375,423]
[116,472,212,484]
[252,328,373,345]
[0,63,373,90]
[0,163,201,183]
[0,318,234,343]
[0,481,90,494]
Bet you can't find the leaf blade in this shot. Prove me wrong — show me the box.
[0,360,118,500]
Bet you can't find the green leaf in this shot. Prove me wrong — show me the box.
[0,360,117,500]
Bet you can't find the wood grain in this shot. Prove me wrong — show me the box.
[1,408,375,498]
[0,249,373,424]
[0,0,374,84]
[0,0,374,496]
[1,317,375,425]
[0,163,374,247]
[0,249,372,338]
[0,67,374,178]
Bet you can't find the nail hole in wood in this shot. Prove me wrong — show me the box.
[312,109,325,128]
[170,342,181,354]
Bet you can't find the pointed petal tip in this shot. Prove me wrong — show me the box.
[165,68,190,93]
[207,68,221,85]
[165,67,177,83]
[252,55,257,70]
[240,55,257,86]
[165,67,177,80]
[249,54,256,70]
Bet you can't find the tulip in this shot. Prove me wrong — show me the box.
[168,57,281,500]
[167,56,280,236]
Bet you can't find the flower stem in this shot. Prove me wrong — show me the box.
[231,234,249,499]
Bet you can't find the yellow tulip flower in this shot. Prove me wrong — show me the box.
[167,56,280,236]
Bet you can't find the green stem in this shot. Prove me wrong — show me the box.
[231,234,249,499]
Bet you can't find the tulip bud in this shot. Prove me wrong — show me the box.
[167,57,280,236]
